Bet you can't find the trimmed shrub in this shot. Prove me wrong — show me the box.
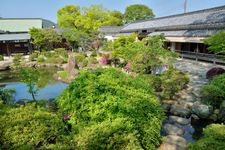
[160,68,189,99]
[45,57,65,64]
[206,67,225,80]
[90,50,97,57]
[201,74,225,108]
[29,51,39,61]
[189,124,225,150]
[0,104,67,149]
[0,55,4,61]
[57,68,164,149]
[88,57,98,65]
[37,55,45,62]
[58,70,69,79]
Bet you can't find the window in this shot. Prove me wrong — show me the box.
[15,44,21,47]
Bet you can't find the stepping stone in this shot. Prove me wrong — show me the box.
[159,135,187,150]
[163,123,184,136]
[168,116,190,125]
[170,105,191,117]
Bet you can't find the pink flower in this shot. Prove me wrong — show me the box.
[63,114,71,120]
[101,57,107,65]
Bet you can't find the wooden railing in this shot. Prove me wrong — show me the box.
[174,50,225,65]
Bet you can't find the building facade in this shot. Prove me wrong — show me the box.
[0,18,56,55]
[100,5,225,63]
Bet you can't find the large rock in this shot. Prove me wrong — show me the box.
[159,135,187,150]
[170,104,191,117]
[0,61,11,71]
[219,100,225,122]
[192,101,213,118]
[163,123,184,136]
[168,116,190,125]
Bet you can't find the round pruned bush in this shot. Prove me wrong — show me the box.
[201,74,225,108]
[0,104,67,149]
[57,68,164,149]
[189,124,225,150]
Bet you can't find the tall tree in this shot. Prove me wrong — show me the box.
[29,28,61,50]
[124,4,155,23]
[57,4,124,32]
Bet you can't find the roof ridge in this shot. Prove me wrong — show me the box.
[130,5,225,24]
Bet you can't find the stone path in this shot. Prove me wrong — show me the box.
[159,58,225,150]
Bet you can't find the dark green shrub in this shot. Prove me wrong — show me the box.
[0,104,66,149]
[201,74,225,108]
[160,68,189,99]
[0,88,15,105]
[57,68,164,149]
[189,124,225,150]
[90,50,97,57]
[0,55,4,61]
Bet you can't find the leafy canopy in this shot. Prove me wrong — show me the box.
[57,4,124,32]
[29,27,61,50]
[204,31,225,54]
[57,68,164,149]
[124,4,155,23]
[109,34,176,73]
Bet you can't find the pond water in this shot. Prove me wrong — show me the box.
[0,68,68,101]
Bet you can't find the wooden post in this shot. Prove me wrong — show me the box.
[196,43,199,61]
[6,42,10,56]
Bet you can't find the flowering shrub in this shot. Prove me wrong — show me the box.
[101,57,107,65]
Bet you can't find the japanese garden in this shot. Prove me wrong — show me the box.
[0,3,225,150]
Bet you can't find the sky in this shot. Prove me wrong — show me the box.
[1,0,225,23]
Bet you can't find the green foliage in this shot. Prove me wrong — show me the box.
[0,104,67,149]
[45,57,66,64]
[160,68,189,99]
[57,4,124,31]
[90,50,97,57]
[37,55,45,62]
[0,55,4,61]
[10,54,24,71]
[204,31,225,54]
[20,67,40,101]
[29,51,39,61]
[201,74,225,108]
[57,68,164,149]
[111,34,176,73]
[0,88,15,105]
[189,124,225,150]
[124,4,155,23]
[88,57,98,65]
[29,27,61,50]
[58,70,69,79]
[62,29,94,50]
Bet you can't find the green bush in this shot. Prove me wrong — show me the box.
[10,54,24,71]
[201,74,225,108]
[37,55,45,62]
[88,57,98,65]
[189,124,225,150]
[74,53,86,63]
[160,68,189,99]
[57,68,164,149]
[0,55,4,61]
[0,104,67,149]
[29,51,39,61]
[90,50,97,57]
[58,70,69,79]
[0,88,15,105]
[45,57,65,64]
[54,48,68,58]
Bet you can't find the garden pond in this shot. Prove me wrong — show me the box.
[0,67,68,101]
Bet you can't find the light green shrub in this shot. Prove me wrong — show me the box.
[29,51,39,61]
[45,57,65,64]
[0,55,4,61]
[37,55,45,62]
[57,68,164,149]
[201,74,225,108]
[160,68,189,99]
[0,104,67,149]
[189,124,225,150]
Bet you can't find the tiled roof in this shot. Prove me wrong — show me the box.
[0,33,30,41]
[121,5,225,32]
[99,26,123,34]
[149,29,219,37]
